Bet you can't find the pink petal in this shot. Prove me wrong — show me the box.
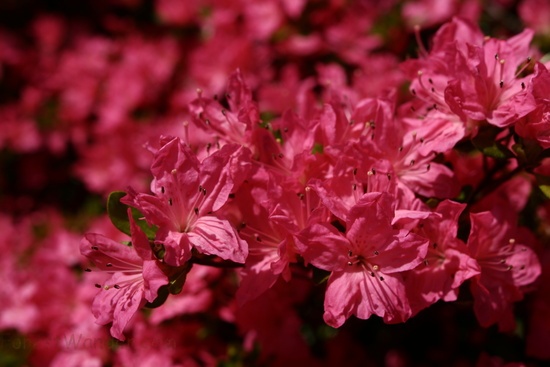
[189,216,248,263]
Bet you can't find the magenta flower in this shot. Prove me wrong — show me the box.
[81,210,168,340]
[124,137,250,266]
[468,211,541,330]
[404,200,480,315]
[515,62,550,148]
[298,192,428,327]
[404,17,537,132]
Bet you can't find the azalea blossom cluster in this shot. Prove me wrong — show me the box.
[2,0,550,366]
[83,15,548,363]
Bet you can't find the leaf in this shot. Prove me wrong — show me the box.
[168,263,193,295]
[535,174,550,199]
[539,185,550,199]
[481,144,514,159]
[107,191,157,239]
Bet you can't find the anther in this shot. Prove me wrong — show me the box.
[387,173,391,180]
[352,183,357,191]
[374,250,379,255]
[161,186,165,194]
[379,276,384,281]
[194,207,199,215]
[85,268,92,272]
[95,284,101,288]
[221,109,226,116]
[106,263,112,267]
[171,169,177,175]
[499,80,504,88]
[348,250,353,257]
[91,246,99,250]
[521,82,525,90]
[353,168,358,176]
[168,198,173,206]
[372,265,379,271]
[114,285,120,289]
[506,265,513,271]
[509,238,516,244]
[370,272,375,277]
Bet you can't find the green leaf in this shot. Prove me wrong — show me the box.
[311,142,324,155]
[539,185,550,199]
[106,191,157,239]
[481,144,513,159]
[168,262,193,295]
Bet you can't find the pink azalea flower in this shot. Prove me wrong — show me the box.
[298,192,429,327]
[468,211,541,330]
[404,200,480,315]
[355,97,460,198]
[515,62,550,148]
[404,17,537,132]
[123,136,250,266]
[519,0,550,35]
[80,210,169,340]
[234,175,324,305]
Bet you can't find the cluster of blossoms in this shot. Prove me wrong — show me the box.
[83,16,547,364]
[3,0,550,366]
